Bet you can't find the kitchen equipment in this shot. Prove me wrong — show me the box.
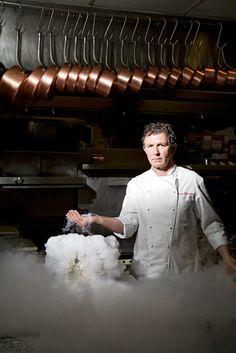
[143,17,159,88]
[166,19,182,88]
[86,14,103,93]
[0,62,6,79]
[155,19,170,88]
[178,21,197,88]
[76,65,91,93]
[115,67,133,93]
[55,10,76,93]
[114,17,133,93]
[56,63,72,92]
[95,68,116,97]
[23,28,47,101]
[87,64,103,93]
[66,64,81,93]
[129,67,146,92]
[225,70,236,88]
[0,65,29,105]
[37,65,59,100]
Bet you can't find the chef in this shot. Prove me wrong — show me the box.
[67,122,236,279]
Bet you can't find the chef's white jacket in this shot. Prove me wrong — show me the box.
[115,165,228,278]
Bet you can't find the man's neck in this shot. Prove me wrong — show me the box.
[152,163,175,176]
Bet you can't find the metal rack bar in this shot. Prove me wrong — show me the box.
[1,0,235,24]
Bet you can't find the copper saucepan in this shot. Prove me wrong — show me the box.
[86,64,103,93]
[167,66,182,88]
[23,66,46,101]
[65,64,81,93]
[56,63,72,93]
[215,68,227,89]
[178,66,194,88]
[76,65,92,94]
[114,67,133,93]
[143,65,159,88]
[203,67,216,88]
[225,69,236,88]
[37,65,59,100]
[129,68,147,93]
[0,62,6,79]
[95,68,116,97]
[155,67,170,88]
[0,65,29,105]
[189,68,205,89]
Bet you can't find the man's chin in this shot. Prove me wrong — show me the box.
[152,164,165,170]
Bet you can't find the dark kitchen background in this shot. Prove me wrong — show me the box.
[0,0,236,257]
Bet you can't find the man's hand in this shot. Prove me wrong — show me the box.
[217,245,236,272]
[66,210,124,234]
[66,210,93,227]
[223,254,236,273]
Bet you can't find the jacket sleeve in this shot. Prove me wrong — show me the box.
[114,181,139,239]
[194,178,228,249]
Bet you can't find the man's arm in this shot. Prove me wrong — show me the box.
[217,245,236,272]
[66,210,124,234]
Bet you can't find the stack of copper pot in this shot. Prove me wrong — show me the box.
[0,62,236,105]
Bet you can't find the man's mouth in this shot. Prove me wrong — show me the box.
[153,158,162,162]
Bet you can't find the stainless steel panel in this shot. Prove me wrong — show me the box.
[0,176,86,188]
[41,154,78,176]
[0,153,41,176]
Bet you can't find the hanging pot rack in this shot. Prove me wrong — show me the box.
[0,1,235,105]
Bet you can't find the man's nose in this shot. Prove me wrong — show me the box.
[154,146,160,154]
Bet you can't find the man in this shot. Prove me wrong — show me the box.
[67,122,236,279]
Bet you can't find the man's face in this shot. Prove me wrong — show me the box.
[143,132,176,171]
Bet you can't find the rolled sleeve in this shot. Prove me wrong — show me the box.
[114,180,139,239]
[203,221,228,249]
[114,215,138,239]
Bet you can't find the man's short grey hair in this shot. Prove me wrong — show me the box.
[141,122,177,146]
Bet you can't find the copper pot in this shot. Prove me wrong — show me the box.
[225,70,236,88]
[114,67,133,93]
[0,65,29,105]
[143,66,159,88]
[76,65,91,94]
[65,64,81,93]
[56,63,72,93]
[155,67,170,88]
[37,65,59,100]
[129,68,146,93]
[189,69,205,89]
[204,67,216,87]
[0,62,6,79]
[23,66,46,101]
[86,64,103,93]
[167,67,182,88]
[178,67,194,88]
[215,68,228,89]
[95,68,116,97]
